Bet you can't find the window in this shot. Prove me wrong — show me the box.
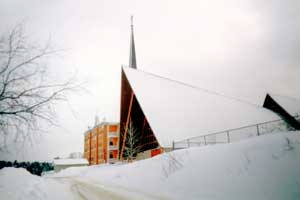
[109,125,118,132]
[109,152,114,159]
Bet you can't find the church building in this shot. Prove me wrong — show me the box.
[118,17,286,160]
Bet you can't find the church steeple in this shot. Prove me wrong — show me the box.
[129,16,137,69]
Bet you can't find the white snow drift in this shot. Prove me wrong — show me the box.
[1,131,300,200]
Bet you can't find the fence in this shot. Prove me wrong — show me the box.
[173,114,300,150]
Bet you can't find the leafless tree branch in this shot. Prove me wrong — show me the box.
[0,24,82,151]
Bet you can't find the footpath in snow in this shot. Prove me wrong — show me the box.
[1,131,300,200]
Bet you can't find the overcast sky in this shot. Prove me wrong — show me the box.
[0,0,299,161]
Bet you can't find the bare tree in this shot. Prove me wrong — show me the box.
[0,24,80,151]
[123,119,141,161]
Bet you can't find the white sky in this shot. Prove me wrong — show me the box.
[0,0,299,161]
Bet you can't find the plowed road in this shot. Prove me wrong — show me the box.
[53,177,167,200]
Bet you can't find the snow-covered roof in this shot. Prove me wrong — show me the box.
[123,67,281,147]
[84,122,120,136]
[269,94,300,116]
[53,158,88,166]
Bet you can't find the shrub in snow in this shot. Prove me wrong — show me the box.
[0,160,53,176]
[161,152,184,178]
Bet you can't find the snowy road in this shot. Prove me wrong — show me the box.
[52,177,166,200]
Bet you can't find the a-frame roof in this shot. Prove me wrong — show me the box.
[123,67,280,147]
[268,94,300,116]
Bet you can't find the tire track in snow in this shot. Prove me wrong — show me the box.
[53,177,167,200]
[69,180,126,200]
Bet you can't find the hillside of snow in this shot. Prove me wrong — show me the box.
[1,131,300,200]
[53,131,300,200]
[0,167,75,200]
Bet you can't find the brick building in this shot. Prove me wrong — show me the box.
[84,122,120,165]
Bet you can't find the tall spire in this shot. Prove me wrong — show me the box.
[129,16,137,69]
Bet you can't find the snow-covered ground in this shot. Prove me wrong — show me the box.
[1,131,300,200]
[0,167,75,199]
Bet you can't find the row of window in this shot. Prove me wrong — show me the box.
[85,140,118,148]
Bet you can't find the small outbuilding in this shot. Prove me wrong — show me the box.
[53,158,88,173]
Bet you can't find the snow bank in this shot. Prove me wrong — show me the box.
[50,165,91,177]
[2,132,300,200]
[53,158,88,165]
[56,131,300,200]
[0,167,74,200]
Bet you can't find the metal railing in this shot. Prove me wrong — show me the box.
[108,145,118,150]
[108,132,118,137]
[173,115,299,150]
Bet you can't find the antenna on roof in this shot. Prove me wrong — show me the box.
[94,115,99,126]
